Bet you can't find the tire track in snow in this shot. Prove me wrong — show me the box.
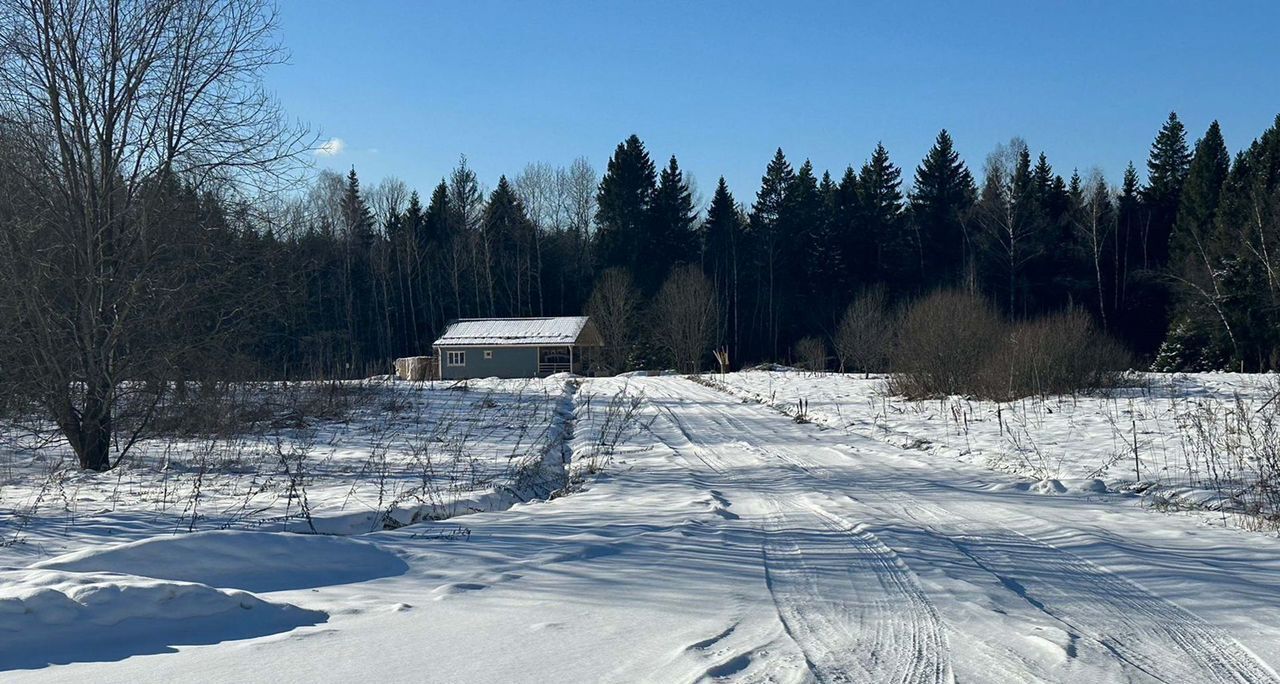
[680,376,1279,683]
[894,498,1279,684]
[642,378,953,683]
[763,501,953,684]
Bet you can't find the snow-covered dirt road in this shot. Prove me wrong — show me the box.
[9,375,1280,682]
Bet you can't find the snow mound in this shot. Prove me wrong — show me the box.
[34,530,409,593]
[0,569,325,671]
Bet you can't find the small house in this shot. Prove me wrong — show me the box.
[432,316,604,380]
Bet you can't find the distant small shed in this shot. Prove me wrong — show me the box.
[432,316,604,380]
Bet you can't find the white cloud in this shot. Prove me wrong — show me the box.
[315,137,345,157]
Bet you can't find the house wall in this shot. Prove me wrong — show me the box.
[437,346,538,380]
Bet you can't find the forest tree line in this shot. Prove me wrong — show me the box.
[156,111,1280,377]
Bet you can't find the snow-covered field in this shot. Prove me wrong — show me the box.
[3,373,1280,682]
[707,370,1280,524]
[0,376,579,558]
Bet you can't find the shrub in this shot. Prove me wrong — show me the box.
[794,336,829,372]
[888,289,1132,400]
[834,286,895,377]
[886,289,1003,398]
[992,309,1132,399]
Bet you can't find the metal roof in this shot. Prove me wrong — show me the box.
[433,317,600,347]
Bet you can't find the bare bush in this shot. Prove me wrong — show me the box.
[834,287,895,376]
[586,268,642,374]
[993,310,1132,399]
[652,265,719,373]
[794,337,829,373]
[887,289,1004,398]
[889,289,1132,400]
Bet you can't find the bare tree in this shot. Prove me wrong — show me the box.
[585,268,640,374]
[514,162,557,232]
[0,0,308,471]
[1076,170,1114,330]
[558,157,597,305]
[367,176,409,222]
[834,286,895,377]
[652,265,718,373]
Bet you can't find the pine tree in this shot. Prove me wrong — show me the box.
[909,129,976,288]
[595,134,658,287]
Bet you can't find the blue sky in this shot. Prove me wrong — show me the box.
[267,1,1280,206]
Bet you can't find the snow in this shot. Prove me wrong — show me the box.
[432,316,592,346]
[0,569,325,671]
[32,530,408,592]
[4,373,1280,681]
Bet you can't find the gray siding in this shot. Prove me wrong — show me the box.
[437,346,538,380]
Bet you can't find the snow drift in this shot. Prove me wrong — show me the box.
[34,530,409,592]
[0,569,325,671]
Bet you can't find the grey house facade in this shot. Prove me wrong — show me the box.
[432,317,604,380]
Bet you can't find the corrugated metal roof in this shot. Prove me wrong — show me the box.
[433,317,592,347]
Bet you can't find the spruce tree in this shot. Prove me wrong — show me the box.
[1160,120,1230,369]
[1205,115,1280,369]
[857,143,906,286]
[595,134,658,287]
[799,167,845,333]
[483,176,539,316]
[703,177,743,356]
[1142,111,1192,268]
[1115,162,1141,286]
[1169,121,1230,270]
[783,160,826,341]
[833,166,866,286]
[748,148,796,359]
[650,154,698,284]
[338,167,377,366]
[909,129,976,288]
[1156,122,1231,373]
[341,167,375,245]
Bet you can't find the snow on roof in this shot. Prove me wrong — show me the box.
[433,317,595,347]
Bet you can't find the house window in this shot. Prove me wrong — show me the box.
[446,350,466,366]
[484,350,493,359]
